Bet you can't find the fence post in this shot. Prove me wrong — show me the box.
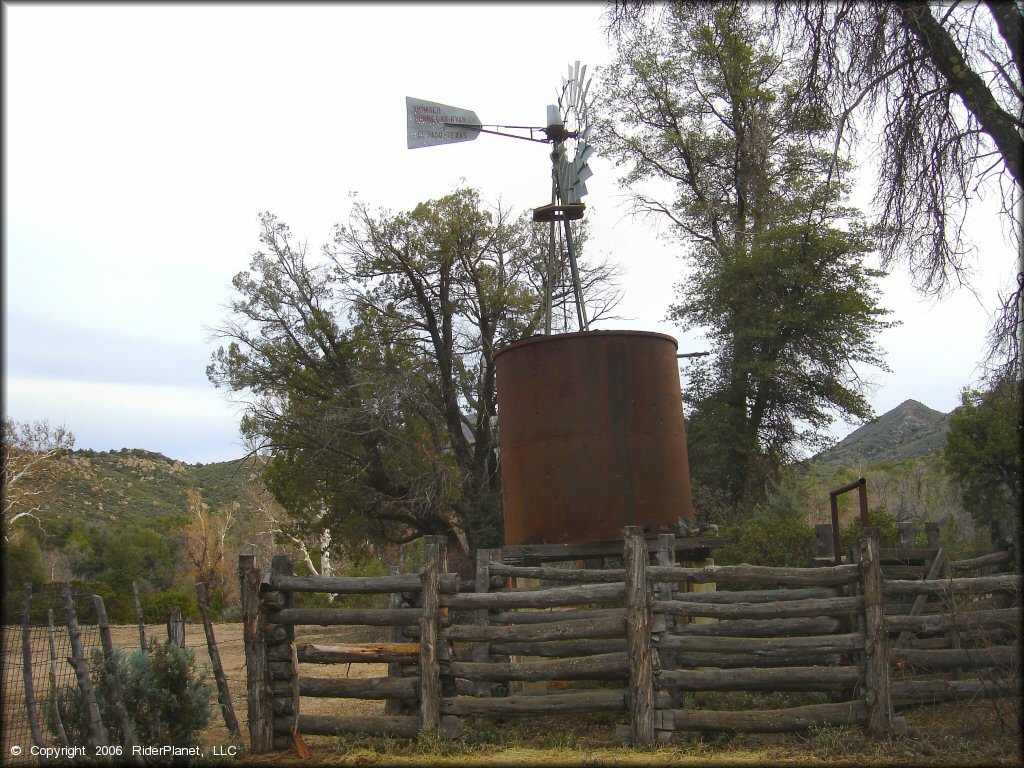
[196,582,241,739]
[61,583,110,750]
[385,564,406,715]
[46,609,70,748]
[132,581,147,650]
[472,548,498,697]
[239,554,273,753]
[21,584,47,760]
[859,528,893,736]
[166,608,185,646]
[419,535,445,735]
[93,595,143,763]
[624,526,654,746]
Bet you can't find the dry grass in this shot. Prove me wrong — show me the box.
[7,624,1021,766]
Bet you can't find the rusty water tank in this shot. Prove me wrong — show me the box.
[493,330,695,545]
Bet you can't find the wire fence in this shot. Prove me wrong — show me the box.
[2,584,101,765]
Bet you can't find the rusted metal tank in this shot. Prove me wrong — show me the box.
[494,330,695,545]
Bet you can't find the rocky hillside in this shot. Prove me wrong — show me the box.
[813,399,953,468]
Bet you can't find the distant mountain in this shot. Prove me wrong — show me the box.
[49,448,258,528]
[813,399,953,468]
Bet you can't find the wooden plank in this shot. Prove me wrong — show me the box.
[883,574,1021,597]
[441,688,626,716]
[658,665,861,691]
[239,554,273,752]
[655,633,864,655]
[861,529,894,736]
[443,615,625,643]
[671,700,868,732]
[446,651,629,682]
[270,573,459,594]
[419,536,444,735]
[653,595,863,620]
[290,643,419,664]
[442,582,625,610]
[266,607,422,626]
[625,527,654,747]
[647,563,860,587]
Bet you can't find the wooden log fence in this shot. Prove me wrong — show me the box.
[240,528,1019,754]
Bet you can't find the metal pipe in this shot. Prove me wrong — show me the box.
[828,478,868,565]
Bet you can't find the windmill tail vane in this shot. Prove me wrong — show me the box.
[405,61,595,334]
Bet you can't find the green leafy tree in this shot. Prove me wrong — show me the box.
[209,189,619,573]
[598,3,893,509]
[718,487,815,568]
[943,377,1022,528]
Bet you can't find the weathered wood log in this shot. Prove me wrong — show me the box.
[647,563,860,587]
[266,607,423,626]
[270,572,459,595]
[289,675,419,699]
[891,676,1022,705]
[489,638,628,658]
[907,637,953,649]
[472,548,496,698]
[657,665,861,692]
[281,642,419,664]
[441,688,626,716]
[274,714,420,738]
[952,549,1014,573]
[446,651,629,681]
[861,529,894,736]
[196,583,241,740]
[132,580,147,650]
[667,616,841,637]
[239,554,273,752]
[493,608,626,625]
[662,651,844,669]
[443,615,625,643]
[883,574,1022,597]
[501,536,724,564]
[21,585,47,759]
[45,609,70,748]
[653,595,863,620]
[166,607,185,646]
[93,596,144,762]
[264,624,290,645]
[880,548,938,564]
[654,633,863,655]
[442,582,625,610]
[62,584,110,750]
[488,564,627,583]
[885,606,1020,634]
[262,591,287,611]
[669,700,868,732]
[420,536,444,735]
[385,564,405,715]
[880,565,927,580]
[657,587,837,604]
[893,550,949,650]
[624,527,654,747]
[891,645,1017,670]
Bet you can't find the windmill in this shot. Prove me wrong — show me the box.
[406,61,595,335]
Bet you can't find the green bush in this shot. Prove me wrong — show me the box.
[718,487,816,568]
[838,507,899,553]
[45,641,212,755]
[140,588,199,623]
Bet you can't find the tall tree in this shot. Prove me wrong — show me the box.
[608,0,1023,379]
[943,376,1022,529]
[209,188,619,573]
[598,3,893,506]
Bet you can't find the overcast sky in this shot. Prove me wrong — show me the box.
[3,3,1015,464]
